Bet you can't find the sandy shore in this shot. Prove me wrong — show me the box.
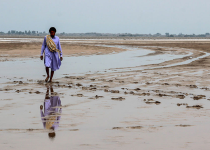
[1,38,210,150]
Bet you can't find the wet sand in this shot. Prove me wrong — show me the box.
[1,38,210,150]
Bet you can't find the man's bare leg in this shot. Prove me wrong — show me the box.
[45,67,50,82]
[49,70,54,82]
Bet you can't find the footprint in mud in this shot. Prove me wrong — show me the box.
[126,126,143,129]
[144,99,161,105]
[186,105,203,109]
[193,95,206,100]
[111,97,125,101]
[71,94,84,97]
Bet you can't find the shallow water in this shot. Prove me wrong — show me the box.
[0,45,190,80]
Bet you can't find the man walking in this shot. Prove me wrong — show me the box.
[40,27,63,82]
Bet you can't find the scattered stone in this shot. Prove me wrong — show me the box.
[175,124,192,127]
[112,127,123,130]
[188,85,198,88]
[111,97,125,101]
[90,79,95,81]
[76,83,82,86]
[95,95,103,99]
[15,90,21,93]
[186,105,203,109]
[177,103,188,106]
[144,99,161,104]
[133,82,138,84]
[193,95,206,100]
[104,89,109,92]
[134,88,141,91]
[176,95,185,99]
[35,91,41,94]
[110,90,120,93]
[157,93,168,97]
[162,83,169,85]
[126,126,143,129]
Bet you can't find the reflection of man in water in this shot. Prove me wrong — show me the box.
[40,86,62,139]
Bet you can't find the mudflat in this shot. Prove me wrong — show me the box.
[1,38,210,150]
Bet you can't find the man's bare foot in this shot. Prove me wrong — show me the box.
[48,80,52,83]
[45,76,49,82]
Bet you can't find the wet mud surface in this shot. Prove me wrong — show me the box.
[1,39,210,149]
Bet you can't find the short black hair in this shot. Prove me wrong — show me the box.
[49,27,56,33]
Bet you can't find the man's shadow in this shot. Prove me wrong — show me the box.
[40,86,62,139]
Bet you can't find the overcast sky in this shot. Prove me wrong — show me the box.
[1,0,209,34]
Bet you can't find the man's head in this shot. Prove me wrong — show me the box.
[49,27,56,37]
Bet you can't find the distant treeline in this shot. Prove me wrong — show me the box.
[0,30,210,38]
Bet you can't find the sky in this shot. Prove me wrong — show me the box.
[0,0,210,34]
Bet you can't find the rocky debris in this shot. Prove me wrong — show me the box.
[71,94,83,97]
[146,82,152,85]
[108,80,113,82]
[157,93,169,97]
[119,81,124,83]
[102,86,109,88]
[77,77,85,80]
[175,84,181,87]
[186,105,203,109]
[126,126,143,129]
[144,99,161,104]
[95,95,103,99]
[104,89,109,92]
[193,95,206,100]
[187,85,198,88]
[134,88,141,91]
[35,91,41,94]
[162,83,169,85]
[133,82,138,84]
[4,89,13,91]
[110,90,120,93]
[175,124,192,127]
[111,97,125,101]
[76,83,82,86]
[64,76,76,79]
[201,87,209,90]
[176,95,185,99]
[82,87,88,90]
[139,93,150,96]
[112,127,123,130]
[177,103,188,106]
[90,79,95,81]
[15,90,21,93]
